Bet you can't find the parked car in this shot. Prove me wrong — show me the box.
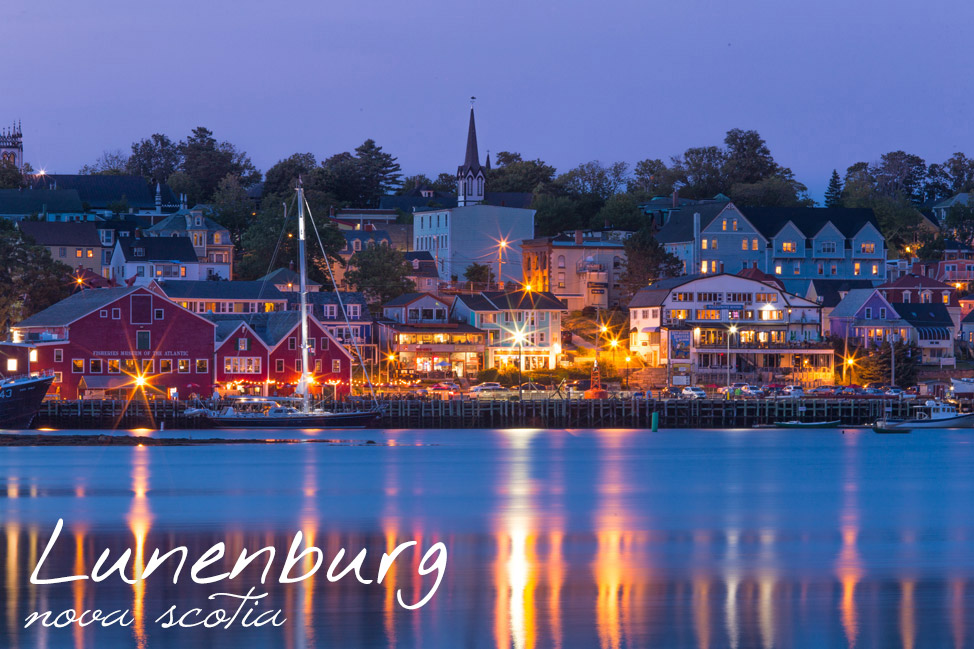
[838,386,863,397]
[808,386,834,397]
[742,385,765,398]
[470,382,507,394]
[782,385,804,397]
[884,386,905,398]
[865,382,889,391]
[659,386,682,399]
[681,386,708,400]
[431,381,461,392]
[862,387,884,396]
[717,382,748,395]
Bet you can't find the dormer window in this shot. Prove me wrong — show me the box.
[134,247,145,257]
[860,242,876,254]
[195,217,202,227]
[781,241,797,253]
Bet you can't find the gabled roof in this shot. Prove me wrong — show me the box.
[343,229,391,243]
[0,189,84,215]
[878,273,951,290]
[116,236,198,263]
[18,221,101,247]
[736,267,784,290]
[483,192,533,209]
[655,202,732,244]
[29,174,178,210]
[382,292,447,308]
[204,312,351,357]
[290,291,368,308]
[458,107,482,176]
[377,321,484,334]
[932,193,970,211]
[737,206,879,240]
[480,290,565,311]
[15,287,140,328]
[453,293,498,311]
[147,209,228,234]
[154,280,287,301]
[828,289,888,319]
[628,288,670,308]
[806,279,876,308]
[256,267,322,289]
[892,302,954,327]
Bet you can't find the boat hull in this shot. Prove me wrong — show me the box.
[0,375,54,429]
[205,409,381,429]
[774,420,842,429]
[896,413,974,429]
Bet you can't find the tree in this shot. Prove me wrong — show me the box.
[729,176,813,207]
[344,244,416,306]
[722,128,780,186]
[127,134,181,184]
[178,127,260,204]
[464,262,494,285]
[107,196,129,215]
[354,139,401,207]
[79,150,128,175]
[824,169,843,208]
[669,146,727,198]
[486,151,556,193]
[263,153,316,198]
[943,202,974,245]
[556,160,629,201]
[0,160,23,189]
[873,151,927,204]
[629,158,673,196]
[532,194,584,237]
[0,220,73,336]
[620,227,683,299]
[314,152,368,205]
[843,160,926,253]
[855,341,919,387]
[432,173,457,194]
[594,193,647,230]
[166,171,200,206]
[211,175,253,247]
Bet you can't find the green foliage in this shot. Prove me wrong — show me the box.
[824,169,843,208]
[354,139,402,207]
[178,127,260,204]
[532,194,586,237]
[0,160,23,189]
[629,158,671,195]
[464,262,493,284]
[486,152,556,193]
[620,227,683,298]
[127,134,180,184]
[0,220,73,336]
[343,244,416,306]
[78,150,128,175]
[263,153,316,198]
[593,193,648,230]
[843,169,924,253]
[210,175,253,247]
[106,195,129,215]
[555,160,629,201]
[855,341,920,387]
[729,176,814,208]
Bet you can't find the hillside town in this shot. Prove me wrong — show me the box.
[3,112,974,402]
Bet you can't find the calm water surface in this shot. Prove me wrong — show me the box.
[1,427,974,648]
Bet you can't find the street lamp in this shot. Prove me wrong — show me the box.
[513,331,525,400]
[625,356,631,390]
[387,353,396,385]
[846,357,855,386]
[726,325,737,389]
[497,239,508,290]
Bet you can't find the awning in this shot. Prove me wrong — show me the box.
[78,376,132,390]
[915,326,951,340]
[641,326,659,333]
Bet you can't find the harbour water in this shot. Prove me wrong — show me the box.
[2,427,974,648]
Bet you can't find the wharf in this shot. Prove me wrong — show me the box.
[29,397,919,430]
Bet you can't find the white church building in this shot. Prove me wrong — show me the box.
[412,107,535,284]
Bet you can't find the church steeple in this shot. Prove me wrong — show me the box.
[457,99,486,206]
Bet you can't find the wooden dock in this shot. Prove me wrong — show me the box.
[30,397,916,430]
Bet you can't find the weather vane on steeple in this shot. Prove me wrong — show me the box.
[470,96,476,107]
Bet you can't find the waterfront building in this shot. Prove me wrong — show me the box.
[628,273,833,386]
[109,236,208,285]
[790,278,878,335]
[828,289,957,366]
[405,251,440,292]
[17,221,103,274]
[287,291,376,363]
[257,267,322,293]
[521,230,630,311]
[377,293,484,378]
[206,312,353,398]
[452,290,565,370]
[878,274,960,332]
[9,286,216,399]
[145,206,234,279]
[412,108,535,283]
[657,202,887,283]
[149,280,288,314]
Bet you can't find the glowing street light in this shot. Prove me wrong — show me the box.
[497,239,508,289]
[512,330,525,400]
[727,324,738,389]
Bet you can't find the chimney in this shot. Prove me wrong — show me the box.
[574,230,583,246]
[692,212,701,272]
[672,188,679,209]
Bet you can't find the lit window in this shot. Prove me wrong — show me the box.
[701,240,708,250]
[732,219,738,231]
[782,241,796,253]
[752,239,758,251]
[872,264,879,275]
[860,242,876,254]
[775,264,782,275]
[854,262,861,276]
[741,239,748,250]
[722,219,727,231]
[5,359,16,372]
[332,359,342,373]
[701,260,708,273]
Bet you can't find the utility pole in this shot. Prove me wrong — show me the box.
[890,335,896,387]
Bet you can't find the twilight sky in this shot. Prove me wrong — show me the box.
[3,0,973,200]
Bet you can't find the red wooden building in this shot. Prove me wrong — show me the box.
[10,287,216,399]
[207,312,353,398]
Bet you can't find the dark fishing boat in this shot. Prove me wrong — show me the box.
[0,373,54,429]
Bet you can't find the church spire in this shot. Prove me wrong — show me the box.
[457,99,486,206]
[462,105,481,173]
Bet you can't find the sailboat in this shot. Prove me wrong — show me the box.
[195,183,381,428]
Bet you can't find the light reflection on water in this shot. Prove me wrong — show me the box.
[1,428,974,647]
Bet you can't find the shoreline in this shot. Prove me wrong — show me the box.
[0,434,382,447]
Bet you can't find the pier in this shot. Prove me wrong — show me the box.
[31,397,919,430]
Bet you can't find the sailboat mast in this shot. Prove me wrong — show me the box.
[297,182,311,413]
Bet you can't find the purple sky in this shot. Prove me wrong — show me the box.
[4,0,973,200]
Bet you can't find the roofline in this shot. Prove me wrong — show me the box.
[214,321,271,351]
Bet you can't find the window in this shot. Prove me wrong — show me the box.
[223,357,259,374]
[53,372,62,383]
[353,239,361,252]
[701,261,708,273]
[348,304,361,318]
[295,359,302,372]
[880,308,887,319]
[820,241,836,254]
[276,359,284,373]
[854,262,861,276]
[756,293,778,303]
[696,292,722,303]
[943,293,950,305]
[320,337,329,350]
[160,359,172,373]
[673,292,693,302]
[108,360,120,374]
[237,338,249,351]
[76,249,82,258]
[903,291,911,304]
[864,307,872,319]
[557,255,565,269]
[871,264,879,275]
[695,309,721,320]
[793,262,801,275]
[89,359,102,373]
[288,337,296,350]
[860,242,876,254]
[54,349,63,363]
[86,249,93,258]
[136,266,145,277]
[741,239,748,250]
[722,219,727,231]
[711,239,717,250]
[214,233,222,244]
[781,241,797,253]
[196,359,208,373]
[136,331,150,350]
[154,308,164,321]
[332,359,341,373]
[817,262,824,275]
[123,359,137,373]
[142,360,153,374]
[72,359,83,373]
[178,359,191,373]
[701,239,708,250]
[5,359,16,373]
[315,359,322,373]
[775,264,782,275]
[752,239,758,251]
[732,219,738,231]
[830,263,837,275]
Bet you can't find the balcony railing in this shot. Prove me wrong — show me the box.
[694,340,833,351]
[941,270,974,281]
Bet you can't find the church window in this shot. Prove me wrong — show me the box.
[477,177,484,195]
